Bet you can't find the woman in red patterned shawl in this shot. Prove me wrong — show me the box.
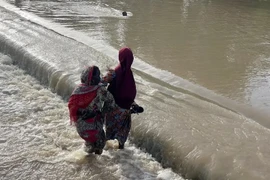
[68,65,129,154]
[103,47,143,149]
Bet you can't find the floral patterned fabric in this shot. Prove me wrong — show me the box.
[75,86,122,150]
[68,66,129,152]
[103,69,134,148]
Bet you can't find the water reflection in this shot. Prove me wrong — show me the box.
[121,0,270,112]
[9,0,270,113]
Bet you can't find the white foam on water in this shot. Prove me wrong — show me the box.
[1,1,270,179]
[104,139,120,150]
[64,148,89,164]
[0,0,269,128]
[0,52,185,179]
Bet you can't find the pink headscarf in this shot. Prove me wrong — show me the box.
[108,47,136,109]
[68,66,99,124]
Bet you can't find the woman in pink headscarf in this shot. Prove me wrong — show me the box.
[68,65,129,154]
[103,47,143,149]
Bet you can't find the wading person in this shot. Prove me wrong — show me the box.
[103,47,143,149]
[68,65,130,154]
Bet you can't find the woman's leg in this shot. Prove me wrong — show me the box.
[105,113,117,140]
[105,113,131,149]
[77,117,105,154]
[116,115,131,149]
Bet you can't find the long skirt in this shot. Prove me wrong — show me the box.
[105,113,131,148]
[76,116,106,150]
